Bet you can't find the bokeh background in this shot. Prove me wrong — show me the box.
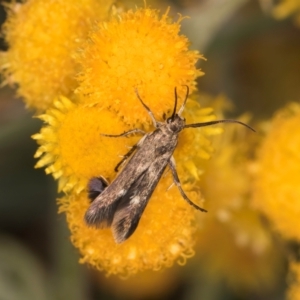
[0,0,299,299]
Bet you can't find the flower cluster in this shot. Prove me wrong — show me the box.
[4,2,299,297]
[1,0,114,111]
[190,97,282,290]
[1,0,222,275]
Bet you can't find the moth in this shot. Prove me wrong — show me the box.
[85,86,254,243]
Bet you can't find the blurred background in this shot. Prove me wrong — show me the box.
[0,0,299,299]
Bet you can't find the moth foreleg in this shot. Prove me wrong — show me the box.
[101,128,146,138]
[134,88,164,128]
[168,157,207,213]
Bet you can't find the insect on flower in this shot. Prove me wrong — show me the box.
[85,86,255,243]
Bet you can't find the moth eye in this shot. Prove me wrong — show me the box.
[166,117,173,123]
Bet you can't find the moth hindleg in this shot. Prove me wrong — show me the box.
[168,157,207,212]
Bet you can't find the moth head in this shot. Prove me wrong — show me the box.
[167,114,186,133]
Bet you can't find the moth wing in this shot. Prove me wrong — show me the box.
[85,181,125,228]
[111,173,148,243]
[85,196,120,229]
[85,173,148,229]
[85,137,150,228]
[112,163,165,243]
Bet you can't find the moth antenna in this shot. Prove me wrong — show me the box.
[185,119,255,132]
[177,85,189,116]
[171,87,178,121]
[135,88,158,128]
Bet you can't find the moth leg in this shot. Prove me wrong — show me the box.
[135,88,162,128]
[168,157,207,212]
[114,134,147,172]
[101,128,146,138]
[114,143,137,172]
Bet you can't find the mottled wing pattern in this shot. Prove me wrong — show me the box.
[111,172,147,243]
[85,171,148,233]
[85,139,152,228]
[112,159,168,243]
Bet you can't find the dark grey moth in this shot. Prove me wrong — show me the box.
[85,86,254,243]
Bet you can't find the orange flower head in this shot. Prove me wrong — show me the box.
[1,0,114,111]
[76,7,204,125]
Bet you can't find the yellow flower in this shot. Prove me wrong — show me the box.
[34,92,218,274]
[32,96,135,193]
[1,0,114,112]
[32,6,219,275]
[253,103,300,241]
[273,0,300,25]
[287,262,300,300]
[58,174,198,275]
[193,107,282,290]
[76,7,204,125]
[195,218,283,291]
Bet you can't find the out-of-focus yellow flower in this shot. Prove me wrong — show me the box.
[1,0,114,112]
[253,103,300,241]
[193,106,282,290]
[97,268,180,299]
[196,218,282,291]
[287,262,300,300]
[76,7,204,125]
[273,0,300,25]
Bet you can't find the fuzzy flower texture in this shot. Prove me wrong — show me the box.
[253,103,300,242]
[29,6,219,275]
[1,0,115,112]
